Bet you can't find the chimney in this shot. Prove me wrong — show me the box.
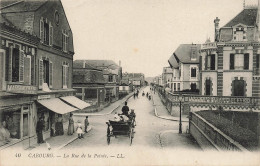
[214,17,220,42]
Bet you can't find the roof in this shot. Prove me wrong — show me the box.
[73,68,105,84]
[224,8,257,27]
[1,0,47,12]
[74,60,120,70]
[168,44,201,67]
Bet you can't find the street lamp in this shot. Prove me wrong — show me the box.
[178,94,184,134]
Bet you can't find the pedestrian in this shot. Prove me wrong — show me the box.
[84,116,89,133]
[67,113,74,135]
[133,93,136,99]
[0,121,11,145]
[76,120,83,139]
[55,114,64,136]
[121,101,130,116]
[36,116,45,144]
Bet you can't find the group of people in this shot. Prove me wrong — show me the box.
[36,113,90,144]
[113,102,136,123]
[133,89,140,99]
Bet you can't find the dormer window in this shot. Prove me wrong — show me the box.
[233,26,246,41]
[191,46,197,60]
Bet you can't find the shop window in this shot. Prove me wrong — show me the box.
[4,110,21,139]
[191,68,196,78]
[37,109,50,132]
[232,79,245,96]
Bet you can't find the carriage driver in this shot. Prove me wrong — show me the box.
[121,101,130,116]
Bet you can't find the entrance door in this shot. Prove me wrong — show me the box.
[23,113,29,137]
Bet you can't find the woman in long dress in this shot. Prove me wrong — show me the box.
[67,113,74,135]
[55,114,64,136]
[76,121,83,139]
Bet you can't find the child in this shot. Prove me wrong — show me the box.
[76,120,83,139]
[84,116,89,133]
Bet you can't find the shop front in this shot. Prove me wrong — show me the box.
[0,93,37,150]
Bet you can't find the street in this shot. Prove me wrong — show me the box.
[63,87,200,150]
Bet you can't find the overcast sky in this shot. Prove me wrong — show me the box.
[62,0,257,77]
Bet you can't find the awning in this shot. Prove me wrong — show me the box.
[60,96,91,110]
[38,98,78,114]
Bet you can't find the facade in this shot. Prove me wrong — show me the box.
[200,6,260,97]
[74,60,121,102]
[0,0,88,149]
[73,62,105,108]
[168,44,201,92]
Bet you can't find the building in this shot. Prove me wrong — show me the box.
[0,0,88,149]
[73,62,105,109]
[168,44,201,92]
[74,60,122,103]
[126,73,145,88]
[200,5,260,97]
[162,66,173,88]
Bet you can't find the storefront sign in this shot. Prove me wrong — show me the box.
[7,84,37,94]
[38,95,51,100]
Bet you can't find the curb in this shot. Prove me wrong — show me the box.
[74,93,134,117]
[57,125,93,150]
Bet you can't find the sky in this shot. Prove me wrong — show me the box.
[62,0,258,77]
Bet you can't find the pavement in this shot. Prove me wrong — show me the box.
[151,91,189,122]
[27,91,135,151]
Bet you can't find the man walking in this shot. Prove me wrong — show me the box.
[36,116,45,144]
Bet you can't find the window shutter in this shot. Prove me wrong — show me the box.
[49,23,53,46]
[39,59,43,89]
[62,65,65,88]
[66,66,69,87]
[205,55,208,70]
[199,56,202,70]
[230,54,235,70]
[40,18,44,42]
[49,61,53,88]
[244,53,249,70]
[211,54,215,70]
[62,33,64,51]
[19,50,24,82]
[257,54,260,68]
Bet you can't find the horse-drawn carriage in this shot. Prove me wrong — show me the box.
[106,117,135,146]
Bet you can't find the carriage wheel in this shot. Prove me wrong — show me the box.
[129,128,134,146]
[107,126,111,145]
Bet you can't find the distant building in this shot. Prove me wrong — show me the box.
[73,62,105,108]
[74,60,122,102]
[168,44,201,92]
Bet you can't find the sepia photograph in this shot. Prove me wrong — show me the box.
[0,0,260,165]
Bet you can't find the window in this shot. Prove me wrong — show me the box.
[40,18,53,46]
[206,54,215,70]
[205,79,211,95]
[234,28,245,41]
[230,54,249,70]
[191,83,196,91]
[177,83,180,91]
[191,68,196,78]
[232,79,245,96]
[108,75,113,82]
[39,59,53,89]
[62,64,69,89]
[62,30,69,52]
[174,83,176,91]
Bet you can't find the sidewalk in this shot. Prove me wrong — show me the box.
[74,92,134,116]
[28,92,134,151]
[151,91,189,122]
[28,121,92,151]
